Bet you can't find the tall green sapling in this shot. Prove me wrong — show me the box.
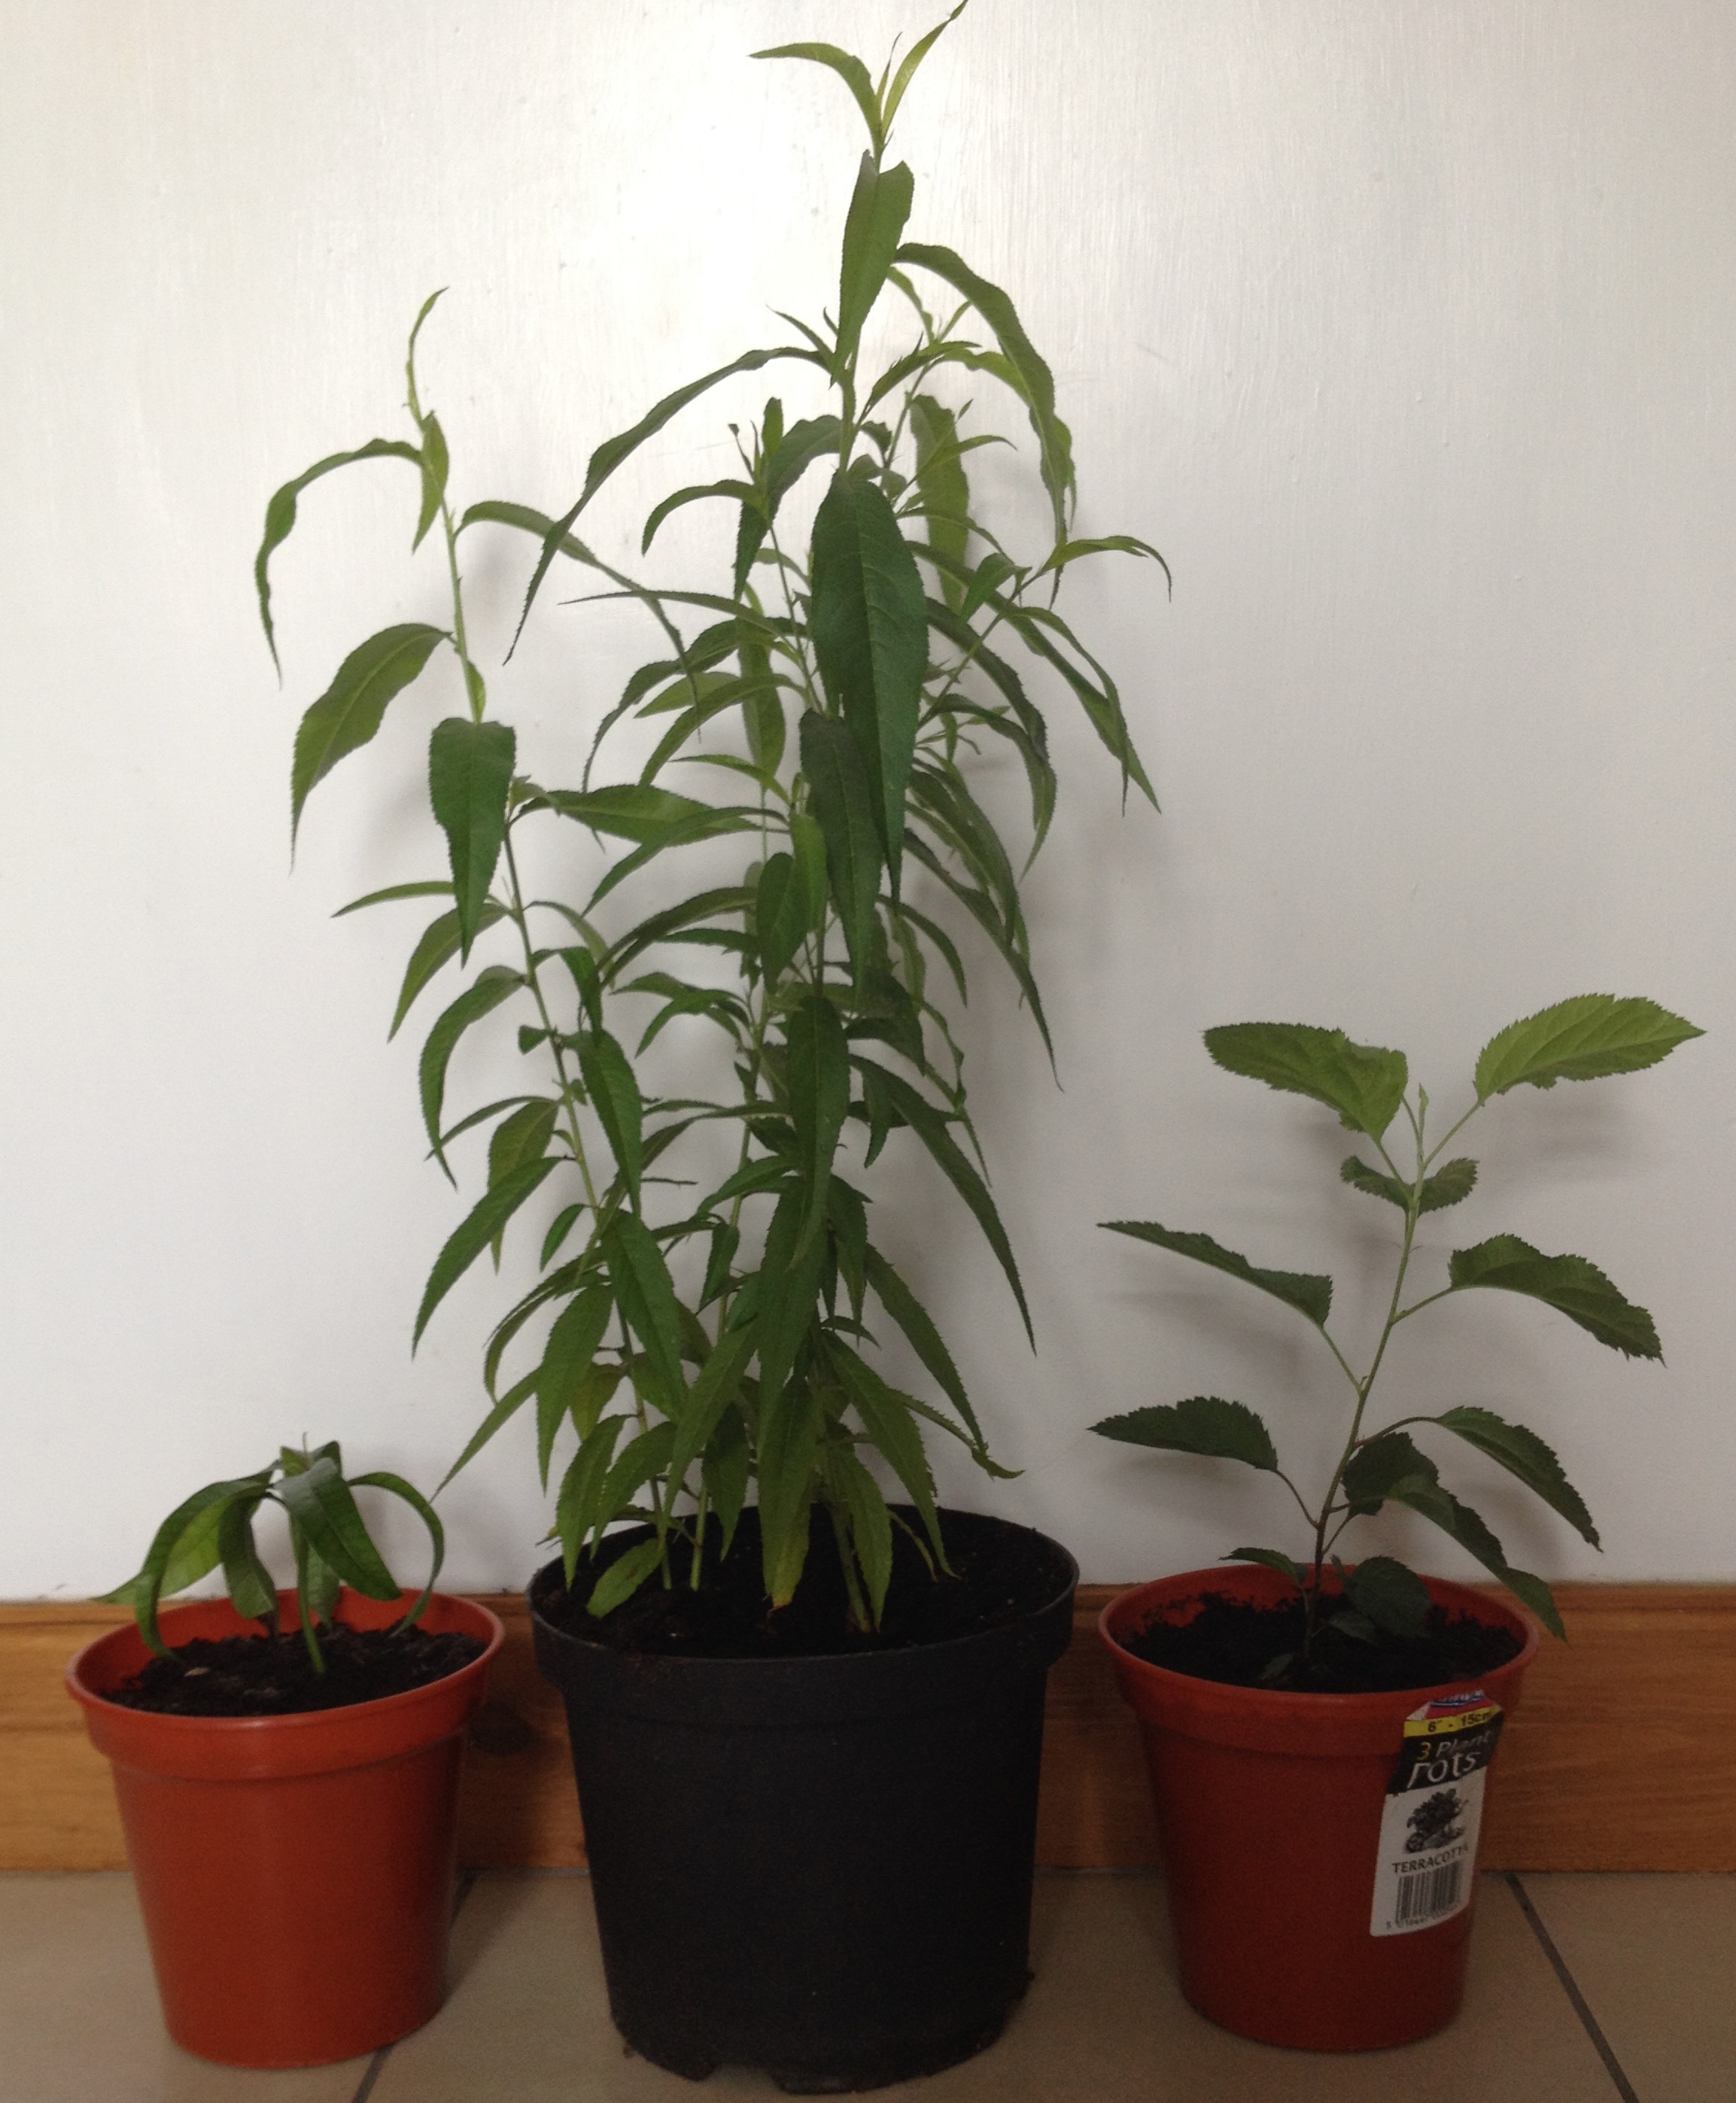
[1091,995,1701,1682]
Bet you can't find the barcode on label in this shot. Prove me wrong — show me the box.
[1394,1860,1464,1927]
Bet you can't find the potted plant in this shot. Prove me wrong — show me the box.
[253,7,1160,2089]
[1091,995,1701,2050]
[65,1443,502,2068]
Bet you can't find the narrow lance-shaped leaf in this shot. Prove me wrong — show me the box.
[587,1537,665,1620]
[756,1378,825,1607]
[217,1498,278,1630]
[390,902,508,1040]
[537,1286,617,1484]
[556,1419,624,1585]
[603,1213,687,1416]
[863,1246,984,1448]
[830,1342,945,1564]
[909,394,970,606]
[1090,1396,1279,1471]
[1475,995,1703,1102]
[1205,1023,1409,1142]
[835,156,914,369]
[577,1029,643,1210]
[785,993,851,1253]
[809,476,926,895]
[488,1100,559,1263]
[292,624,447,842]
[1100,1220,1333,1327]
[859,1059,1032,1339]
[255,438,422,667]
[800,712,882,979]
[104,1474,272,1655]
[348,1470,447,1626]
[435,1370,539,1496]
[428,719,515,960]
[825,1443,895,1627]
[419,967,524,1171]
[752,39,884,156]
[414,1158,559,1346]
[1446,1236,1662,1360]
[272,1457,400,1601]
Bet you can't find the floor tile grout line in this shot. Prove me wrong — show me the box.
[1505,1872,1641,2103]
[345,1869,480,2102]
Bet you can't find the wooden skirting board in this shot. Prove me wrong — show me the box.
[5,1583,1732,1874]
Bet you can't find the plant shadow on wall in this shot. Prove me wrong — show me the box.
[255,2,1164,1640]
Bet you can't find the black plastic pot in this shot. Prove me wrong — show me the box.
[529,1509,1077,2093]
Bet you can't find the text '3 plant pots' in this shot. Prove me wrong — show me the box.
[531,1512,1078,2093]
[1101,1564,1539,2053]
[66,1588,502,2068]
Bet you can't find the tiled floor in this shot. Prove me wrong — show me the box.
[2,1869,1728,2101]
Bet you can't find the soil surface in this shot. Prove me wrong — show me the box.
[108,1621,485,1717]
[536,1506,1073,1659]
[1123,1590,1522,1694]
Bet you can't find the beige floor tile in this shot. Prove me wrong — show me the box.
[373,1869,1613,2101]
[0,1873,369,2103]
[1525,1873,1736,2103]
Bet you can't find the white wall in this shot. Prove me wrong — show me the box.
[4,0,1732,1597]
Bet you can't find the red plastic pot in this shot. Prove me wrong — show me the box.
[66,1588,502,2068]
[1100,1564,1539,2052]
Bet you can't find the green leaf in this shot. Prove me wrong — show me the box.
[577,1029,644,1210]
[859,1059,1031,1340]
[597,1422,676,1531]
[895,241,1074,542]
[555,1418,624,1585]
[537,1284,615,1485]
[290,624,447,841]
[585,1536,664,1619]
[863,1247,984,1448]
[666,1323,759,1494]
[756,1377,825,1606]
[537,783,713,843]
[836,156,914,368]
[603,1212,687,1415]
[389,902,508,1039]
[1475,995,1704,1102]
[488,1100,559,1262]
[1205,1023,1409,1142]
[254,438,422,667]
[1339,1156,1411,1210]
[348,1469,446,1627]
[752,40,884,156]
[1226,1546,1304,1589]
[881,2,969,132]
[756,853,808,987]
[1090,1396,1279,1472]
[1446,1235,1662,1359]
[1339,1154,1479,1215]
[414,1158,558,1345]
[588,804,760,902]
[830,1343,944,1564]
[825,1442,896,1626]
[427,719,515,960]
[105,1473,272,1654]
[334,880,455,916]
[273,1456,399,1602]
[413,410,450,551]
[740,639,788,768]
[216,1498,278,1630]
[909,395,971,606]
[799,712,883,978]
[1383,1475,1565,1639]
[786,993,851,1252]
[419,967,523,1169]
[1342,1430,1437,1513]
[702,1406,752,1554]
[1342,1555,1432,1638]
[434,1370,539,1494]
[809,477,926,896]
[640,477,756,555]
[750,1187,832,1415]
[1100,1220,1333,1328]
[1432,1406,1601,1546]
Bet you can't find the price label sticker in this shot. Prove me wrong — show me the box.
[1370,1689,1504,1938]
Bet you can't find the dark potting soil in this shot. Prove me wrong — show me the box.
[536,1506,1073,1659]
[1123,1591,1522,1695]
[108,1621,485,1717]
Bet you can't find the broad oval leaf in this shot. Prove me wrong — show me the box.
[1205,1023,1408,1143]
[1341,1429,1437,1513]
[1381,1474,1565,1639]
[1342,1554,1432,1638]
[1341,1154,1479,1214]
[1446,1235,1662,1359]
[1432,1406,1601,1546]
[291,623,447,840]
[1225,1546,1304,1589]
[1100,1220,1332,1328]
[1090,1396,1278,1472]
[1475,995,1704,1102]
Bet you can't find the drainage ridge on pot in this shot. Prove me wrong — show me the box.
[532,1510,1078,2093]
[67,1588,503,2069]
[1100,1562,1540,2053]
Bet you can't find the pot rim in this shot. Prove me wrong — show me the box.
[65,1587,504,1735]
[530,1508,1080,1672]
[1099,1563,1541,1717]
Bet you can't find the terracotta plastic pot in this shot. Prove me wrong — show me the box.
[66,1588,502,2068]
[1100,1564,1539,2052]
[531,1511,1078,2092]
